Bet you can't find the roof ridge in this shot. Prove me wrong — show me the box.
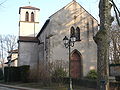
[49,1,74,18]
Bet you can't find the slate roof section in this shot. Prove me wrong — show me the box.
[18,36,39,43]
[37,19,50,38]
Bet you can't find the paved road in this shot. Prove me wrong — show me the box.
[0,86,18,90]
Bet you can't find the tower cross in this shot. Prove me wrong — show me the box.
[28,0,30,5]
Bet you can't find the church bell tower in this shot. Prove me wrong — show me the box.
[19,6,40,37]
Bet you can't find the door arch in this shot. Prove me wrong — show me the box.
[70,49,83,78]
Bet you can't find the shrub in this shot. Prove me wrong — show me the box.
[85,70,97,80]
[52,67,67,78]
[4,67,20,82]
[52,67,67,84]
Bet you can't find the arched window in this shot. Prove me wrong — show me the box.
[25,12,29,21]
[75,27,80,41]
[70,26,75,37]
[31,12,34,22]
[87,22,89,38]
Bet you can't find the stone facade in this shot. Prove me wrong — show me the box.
[37,1,98,77]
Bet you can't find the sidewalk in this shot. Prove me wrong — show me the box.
[0,83,44,90]
[0,83,96,90]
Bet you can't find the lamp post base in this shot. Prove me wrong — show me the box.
[68,78,73,90]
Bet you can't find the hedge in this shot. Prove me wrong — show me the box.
[0,68,3,80]
[19,65,30,82]
[4,65,30,82]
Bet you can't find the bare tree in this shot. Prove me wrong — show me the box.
[0,0,8,6]
[0,35,4,75]
[109,25,120,64]
[0,34,17,75]
[0,35,17,58]
[4,35,17,53]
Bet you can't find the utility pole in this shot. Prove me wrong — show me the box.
[94,0,113,90]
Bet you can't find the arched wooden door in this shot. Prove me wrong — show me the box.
[70,50,82,78]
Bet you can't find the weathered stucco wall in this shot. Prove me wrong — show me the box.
[38,1,98,76]
[38,43,44,61]
[18,42,39,68]
[19,8,40,37]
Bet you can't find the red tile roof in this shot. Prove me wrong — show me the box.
[18,36,39,43]
[19,6,40,14]
[20,6,40,10]
[8,49,18,53]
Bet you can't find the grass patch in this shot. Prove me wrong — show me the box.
[18,83,68,90]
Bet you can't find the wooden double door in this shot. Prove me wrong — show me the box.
[70,50,82,78]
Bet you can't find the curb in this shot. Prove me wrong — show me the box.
[0,84,41,90]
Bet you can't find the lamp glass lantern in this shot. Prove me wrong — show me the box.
[63,36,69,46]
[70,35,76,42]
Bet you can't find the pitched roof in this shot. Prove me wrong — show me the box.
[20,6,40,10]
[37,1,98,38]
[37,19,50,38]
[49,1,74,18]
[36,1,75,38]
[18,36,39,43]
[19,6,40,14]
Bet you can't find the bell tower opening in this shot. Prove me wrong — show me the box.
[19,6,40,37]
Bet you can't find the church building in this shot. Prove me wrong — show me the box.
[18,0,98,78]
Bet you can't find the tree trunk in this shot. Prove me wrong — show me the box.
[93,0,113,90]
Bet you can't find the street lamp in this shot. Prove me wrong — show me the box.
[63,32,76,90]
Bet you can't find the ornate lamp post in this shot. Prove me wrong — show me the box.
[63,31,76,90]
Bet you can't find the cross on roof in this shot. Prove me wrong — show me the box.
[28,0,30,5]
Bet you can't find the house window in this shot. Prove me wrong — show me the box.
[75,27,80,41]
[31,12,34,22]
[25,12,29,21]
[70,26,75,37]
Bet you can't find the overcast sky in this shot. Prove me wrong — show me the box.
[0,0,119,36]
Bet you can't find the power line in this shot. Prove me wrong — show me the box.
[0,0,8,6]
